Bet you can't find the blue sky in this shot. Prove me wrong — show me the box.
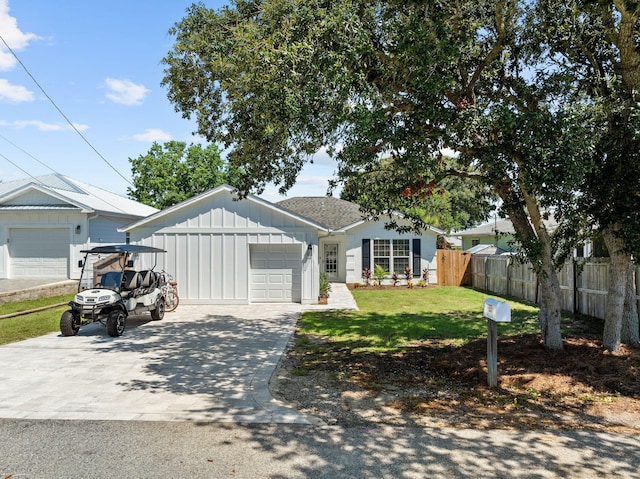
[0,0,338,202]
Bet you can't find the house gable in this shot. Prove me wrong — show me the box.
[0,184,90,211]
[124,185,325,305]
[0,175,159,280]
[122,185,327,234]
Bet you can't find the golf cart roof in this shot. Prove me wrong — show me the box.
[80,244,166,254]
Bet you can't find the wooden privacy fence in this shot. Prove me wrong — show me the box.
[436,250,472,286]
[467,255,639,320]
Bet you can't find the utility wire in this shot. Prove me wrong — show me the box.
[0,33,134,187]
[0,132,61,175]
[0,149,130,214]
[0,151,42,181]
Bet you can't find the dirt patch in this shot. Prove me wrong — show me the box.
[270,333,640,431]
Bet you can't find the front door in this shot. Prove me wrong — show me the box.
[323,243,339,281]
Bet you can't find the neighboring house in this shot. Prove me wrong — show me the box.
[0,174,158,280]
[457,216,595,257]
[121,186,441,305]
[457,218,517,252]
[466,244,508,255]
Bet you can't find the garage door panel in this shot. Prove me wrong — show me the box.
[9,228,69,278]
[250,244,301,303]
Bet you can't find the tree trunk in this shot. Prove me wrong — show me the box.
[621,260,640,345]
[602,226,628,352]
[537,252,564,351]
[499,182,564,351]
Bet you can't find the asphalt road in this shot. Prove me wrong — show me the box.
[2,419,639,479]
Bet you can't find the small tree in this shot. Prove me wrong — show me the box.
[373,264,388,286]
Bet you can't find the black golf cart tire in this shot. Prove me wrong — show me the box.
[151,296,165,320]
[106,310,126,337]
[60,310,80,336]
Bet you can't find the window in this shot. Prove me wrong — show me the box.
[372,239,410,274]
[472,238,480,247]
[373,239,390,272]
[393,239,410,273]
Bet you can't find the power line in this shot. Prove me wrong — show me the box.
[0,132,61,175]
[0,151,42,181]
[0,33,133,187]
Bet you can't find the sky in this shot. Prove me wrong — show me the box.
[0,0,339,203]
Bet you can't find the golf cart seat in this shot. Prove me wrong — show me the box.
[99,271,123,291]
[121,270,142,298]
[139,270,158,293]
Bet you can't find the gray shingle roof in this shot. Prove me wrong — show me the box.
[277,196,364,230]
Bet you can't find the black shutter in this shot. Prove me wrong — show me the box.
[362,239,371,271]
[412,239,421,277]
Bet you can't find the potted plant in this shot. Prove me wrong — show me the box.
[318,271,331,304]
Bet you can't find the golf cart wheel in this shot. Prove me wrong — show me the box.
[60,310,80,336]
[151,296,165,320]
[164,290,179,312]
[106,310,126,337]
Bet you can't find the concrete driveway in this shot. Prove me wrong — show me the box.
[0,304,314,424]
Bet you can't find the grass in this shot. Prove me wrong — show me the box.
[0,294,74,346]
[299,286,542,353]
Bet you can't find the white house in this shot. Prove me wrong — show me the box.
[122,185,442,305]
[0,174,158,280]
[277,196,441,285]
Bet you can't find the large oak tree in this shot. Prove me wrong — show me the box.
[161,0,615,351]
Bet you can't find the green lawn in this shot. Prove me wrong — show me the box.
[300,286,541,352]
[0,295,73,346]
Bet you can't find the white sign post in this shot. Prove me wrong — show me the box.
[482,298,511,387]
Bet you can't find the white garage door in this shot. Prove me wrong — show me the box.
[250,244,301,303]
[9,228,69,278]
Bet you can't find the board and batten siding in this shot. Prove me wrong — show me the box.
[128,189,320,304]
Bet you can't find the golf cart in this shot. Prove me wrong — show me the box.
[61,244,167,337]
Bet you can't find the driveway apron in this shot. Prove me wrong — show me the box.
[0,304,313,424]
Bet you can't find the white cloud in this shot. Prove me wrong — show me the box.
[132,128,173,142]
[104,78,149,106]
[12,119,88,131]
[0,78,33,102]
[0,0,41,71]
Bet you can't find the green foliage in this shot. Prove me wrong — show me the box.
[319,271,331,296]
[373,264,388,285]
[340,157,497,233]
[127,141,242,208]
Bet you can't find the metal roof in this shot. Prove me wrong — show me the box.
[0,174,158,218]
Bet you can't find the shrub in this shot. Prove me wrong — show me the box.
[374,264,388,286]
[362,267,371,285]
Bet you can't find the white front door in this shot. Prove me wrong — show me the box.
[323,243,339,281]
